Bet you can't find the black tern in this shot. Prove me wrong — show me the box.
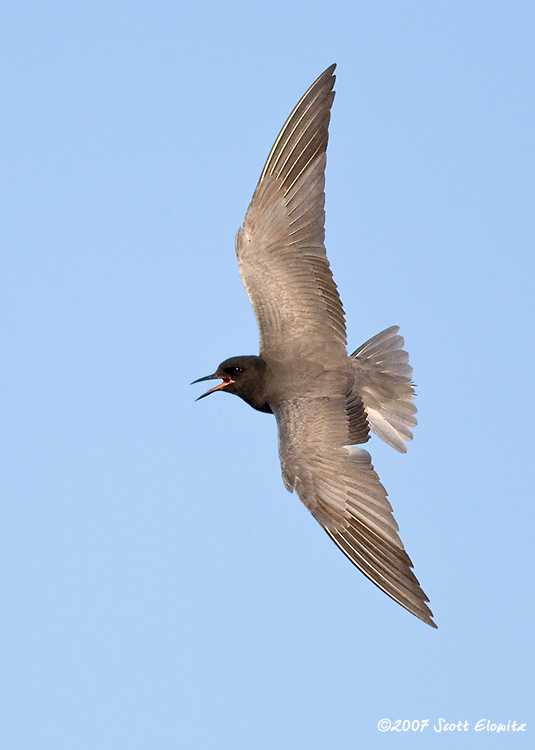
[194,65,436,628]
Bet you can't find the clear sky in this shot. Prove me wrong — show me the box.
[1,1,534,748]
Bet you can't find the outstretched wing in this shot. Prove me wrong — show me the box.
[273,397,436,628]
[235,65,347,364]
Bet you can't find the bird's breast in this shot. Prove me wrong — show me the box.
[264,354,354,404]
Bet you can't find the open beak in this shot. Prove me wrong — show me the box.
[191,373,234,401]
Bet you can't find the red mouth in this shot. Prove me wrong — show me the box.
[195,377,234,401]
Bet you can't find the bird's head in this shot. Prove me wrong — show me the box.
[192,355,271,413]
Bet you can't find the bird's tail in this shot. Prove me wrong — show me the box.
[350,327,417,453]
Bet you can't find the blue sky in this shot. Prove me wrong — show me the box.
[1,1,534,747]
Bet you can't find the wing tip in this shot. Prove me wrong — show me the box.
[259,64,337,184]
[324,524,437,629]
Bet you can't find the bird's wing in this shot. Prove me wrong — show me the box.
[273,397,436,627]
[351,326,418,453]
[235,65,347,363]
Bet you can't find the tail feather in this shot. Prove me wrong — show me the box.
[350,327,417,453]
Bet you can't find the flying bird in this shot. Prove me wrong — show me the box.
[193,65,436,628]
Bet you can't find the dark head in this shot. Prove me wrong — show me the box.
[192,355,272,413]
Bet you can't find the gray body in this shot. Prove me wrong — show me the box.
[195,65,436,628]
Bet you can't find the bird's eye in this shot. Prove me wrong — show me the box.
[229,366,243,376]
